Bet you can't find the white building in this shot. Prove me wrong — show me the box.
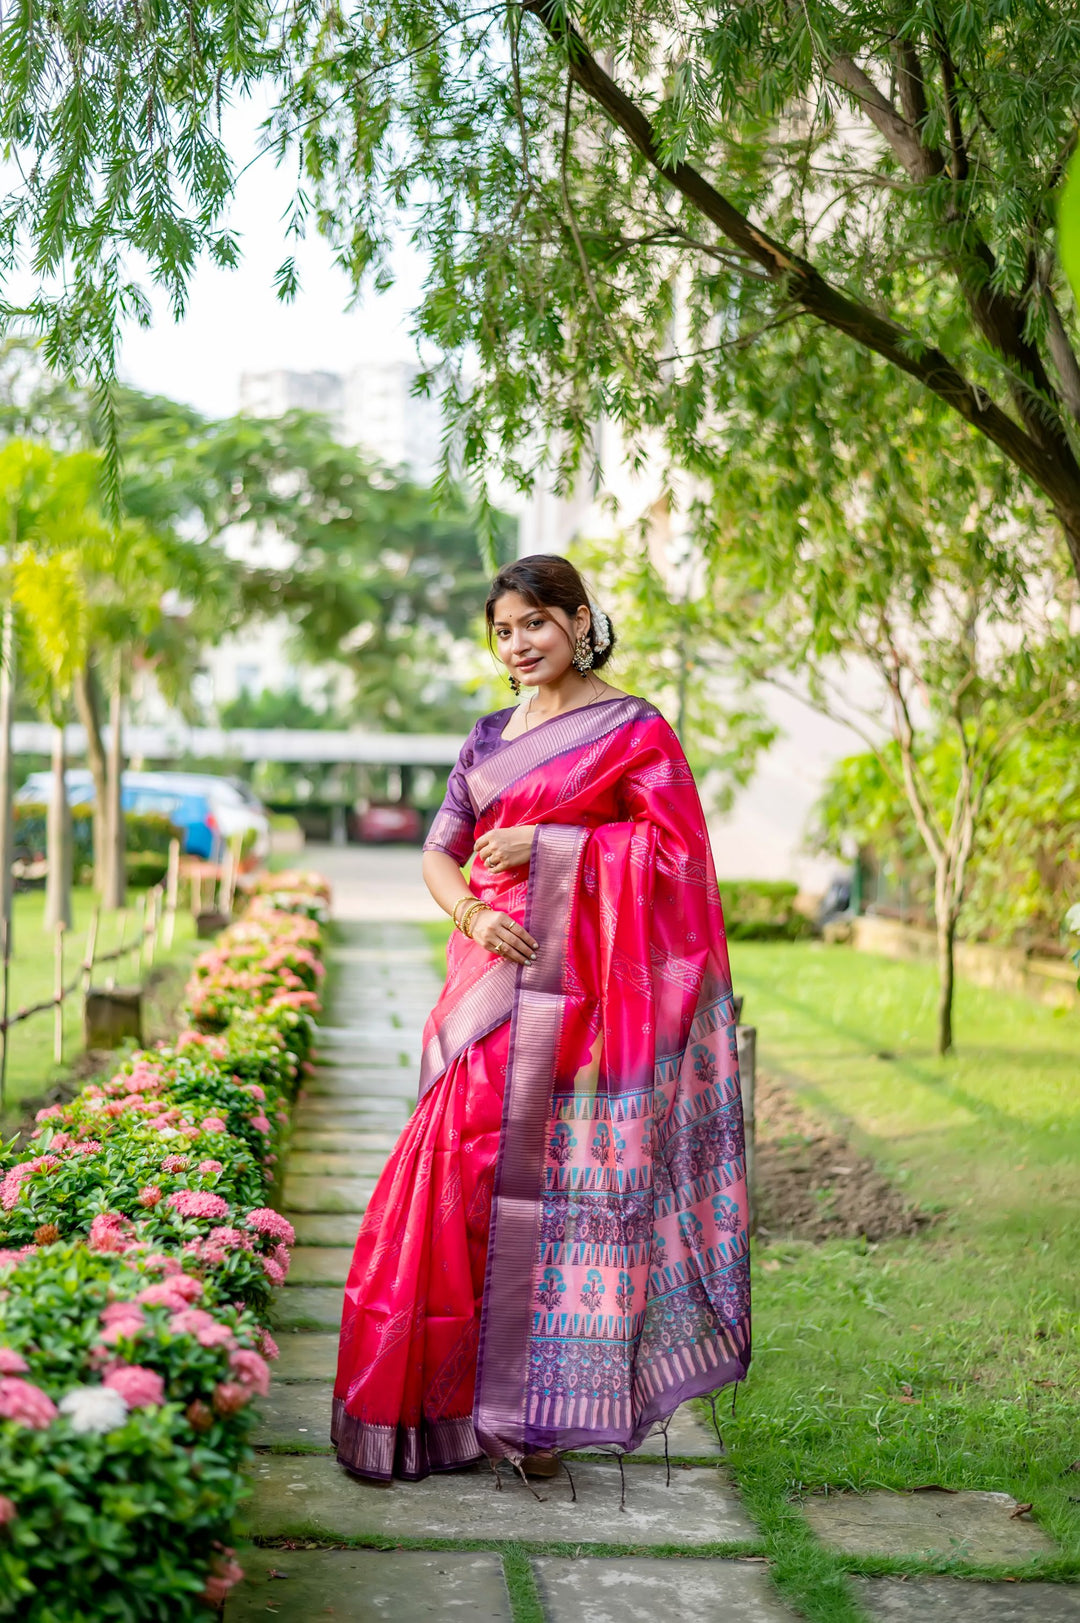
[238,361,443,483]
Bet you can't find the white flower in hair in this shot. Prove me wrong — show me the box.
[589,601,611,652]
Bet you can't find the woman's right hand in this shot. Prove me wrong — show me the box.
[471,910,539,966]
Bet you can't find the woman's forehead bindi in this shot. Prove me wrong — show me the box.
[491,594,547,626]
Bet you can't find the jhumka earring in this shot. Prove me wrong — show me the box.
[508,673,520,694]
[573,631,594,672]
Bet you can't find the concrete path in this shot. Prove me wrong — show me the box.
[225,846,1078,1623]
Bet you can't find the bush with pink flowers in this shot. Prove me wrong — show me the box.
[0,874,326,1618]
[0,1243,274,1618]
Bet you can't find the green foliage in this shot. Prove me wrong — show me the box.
[0,1245,263,1622]
[812,732,1080,951]
[720,880,812,941]
[575,541,777,803]
[218,686,342,731]
[0,878,325,1616]
[13,806,180,866]
[724,942,1080,1598]
[5,3,1080,563]
[196,409,511,730]
[1058,147,1080,310]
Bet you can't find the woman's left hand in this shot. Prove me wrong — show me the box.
[473,825,538,873]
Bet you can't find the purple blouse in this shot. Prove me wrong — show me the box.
[422,708,516,867]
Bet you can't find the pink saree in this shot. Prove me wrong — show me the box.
[332,695,750,1480]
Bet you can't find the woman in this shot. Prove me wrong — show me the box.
[332,554,750,1483]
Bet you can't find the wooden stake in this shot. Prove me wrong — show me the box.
[107,906,127,993]
[192,868,203,918]
[218,844,235,916]
[53,922,65,1065]
[164,839,180,948]
[134,893,147,979]
[82,908,99,997]
[145,884,159,969]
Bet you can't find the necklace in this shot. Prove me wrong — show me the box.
[523,678,607,730]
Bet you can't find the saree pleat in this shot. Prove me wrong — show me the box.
[332,1023,507,1480]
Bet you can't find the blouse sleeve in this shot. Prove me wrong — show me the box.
[422,730,477,866]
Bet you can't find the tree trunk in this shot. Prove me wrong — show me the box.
[73,659,108,891]
[44,719,73,931]
[0,603,15,955]
[104,656,126,910]
[935,906,956,1058]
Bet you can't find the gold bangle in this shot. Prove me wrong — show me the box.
[451,896,475,931]
[454,899,482,936]
[462,900,492,939]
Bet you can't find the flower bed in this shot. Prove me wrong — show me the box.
[0,872,329,1620]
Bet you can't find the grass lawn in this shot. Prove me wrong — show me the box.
[723,940,1080,1619]
[412,921,1079,1615]
[0,885,200,1130]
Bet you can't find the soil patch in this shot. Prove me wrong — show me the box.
[755,1072,934,1243]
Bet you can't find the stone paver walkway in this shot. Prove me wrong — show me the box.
[225,849,1079,1622]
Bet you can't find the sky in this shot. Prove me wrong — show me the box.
[116,92,425,419]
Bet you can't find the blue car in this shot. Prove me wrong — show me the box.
[15,770,269,862]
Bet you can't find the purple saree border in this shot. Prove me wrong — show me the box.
[465,695,654,816]
[473,821,587,1461]
[416,955,516,1101]
[331,1397,482,1482]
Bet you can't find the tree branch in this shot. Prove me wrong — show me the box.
[828,53,943,182]
[828,38,1071,462]
[520,1,1080,564]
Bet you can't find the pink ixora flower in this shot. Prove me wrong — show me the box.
[0,1156,60,1211]
[103,1365,165,1409]
[169,1308,236,1349]
[244,1208,295,1246]
[200,1557,245,1605]
[241,1082,266,1102]
[200,1118,227,1135]
[166,1189,230,1221]
[0,1348,29,1375]
[143,1252,183,1275]
[67,1140,102,1156]
[260,1256,286,1287]
[0,1376,58,1428]
[197,1159,224,1178]
[101,1301,147,1328]
[228,1348,270,1398]
[211,1380,251,1416]
[35,1105,62,1123]
[249,1113,272,1135]
[207,1226,252,1253]
[160,1153,189,1174]
[257,1331,280,1363]
[89,1213,135,1254]
[136,1281,192,1311]
[0,1494,15,1525]
[137,1185,163,1208]
[97,1316,145,1347]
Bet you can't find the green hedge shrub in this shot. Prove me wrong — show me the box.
[719,879,814,941]
[0,874,331,1620]
[14,804,180,865]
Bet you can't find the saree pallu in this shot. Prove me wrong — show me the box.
[333,695,750,1479]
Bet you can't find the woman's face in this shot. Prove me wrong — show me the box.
[490,592,589,687]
